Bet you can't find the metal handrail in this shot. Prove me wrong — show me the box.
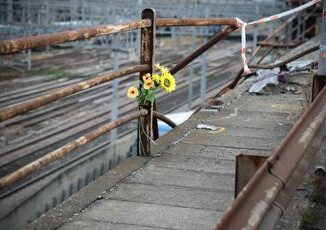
[0,11,241,188]
[0,109,148,189]
[0,19,151,54]
[153,111,177,128]
[156,18,241,27]
[170,25,238,75]
[0,65,149,122]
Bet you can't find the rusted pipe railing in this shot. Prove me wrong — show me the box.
[0,20,151,54]
[0,64,149,122]
[170,25,237,75]
[156,18,241,27]
[153,111,177,128]
[249,45,318,69]
[0,109,148,189]
[216,84,326,230]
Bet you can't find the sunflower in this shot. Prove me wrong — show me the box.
[127,86,139,98]
[152,73,160,84]
[155,64,169,74]
[142,73,152,82]
[160,72,176,93]
[143,80,154,90]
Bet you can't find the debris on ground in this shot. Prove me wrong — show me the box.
[286,60,315,72]
[248,68,280,93]
[196,124,217,130]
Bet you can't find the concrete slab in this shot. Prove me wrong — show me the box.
[105,183,233,211]
[181,134,280,151]
[205,114,296,130]
[126,166,234,192]
[151,154,235,174]
[227,98,304,114]
[65,200,222,230]
[165,143,271,158]
[60,220,164,230]
[189,126,285,139]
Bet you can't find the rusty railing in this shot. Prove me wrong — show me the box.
[0,9,241,189]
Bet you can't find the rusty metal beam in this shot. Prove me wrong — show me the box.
[170,26,237,75]
[0,109,148,189]
[256,42,299,48]
[153,111,177,128]
[249,45,318,69]
[216,85,326,230]
[0,20,151,54]
[138,8,156,156]
[156,18,241,27]
[0,65,149,122]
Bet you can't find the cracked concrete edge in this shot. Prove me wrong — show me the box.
[24,156,151,230]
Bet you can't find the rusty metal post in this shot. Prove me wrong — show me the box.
[138,8,156,156]
[313,0,326,100]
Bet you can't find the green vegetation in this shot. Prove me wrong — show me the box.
[300,170,326,229]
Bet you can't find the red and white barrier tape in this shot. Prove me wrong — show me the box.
[238,0,321,74]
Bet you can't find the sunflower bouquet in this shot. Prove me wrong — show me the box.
[127,64,176,105]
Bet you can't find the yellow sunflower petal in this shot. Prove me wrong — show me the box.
[160,72,176,93]
[127,87,139,98]
[155,64,169,74]
[152,73,160,83]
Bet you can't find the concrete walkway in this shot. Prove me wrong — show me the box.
[28,72,311,230]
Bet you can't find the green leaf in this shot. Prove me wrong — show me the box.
[145,91,156,103]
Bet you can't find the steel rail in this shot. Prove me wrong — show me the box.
[0,65,149,122]
[0,109,148,189]
[216,85,326,230]
[152,111,177,128]
[0,20,151,54]
[249,45,318,69]
[156,18,241,28]
[170,25,237,75]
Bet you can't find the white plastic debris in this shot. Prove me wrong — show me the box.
[286,60,313,71]
[249,68,280,93]
[196,124,217,131]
